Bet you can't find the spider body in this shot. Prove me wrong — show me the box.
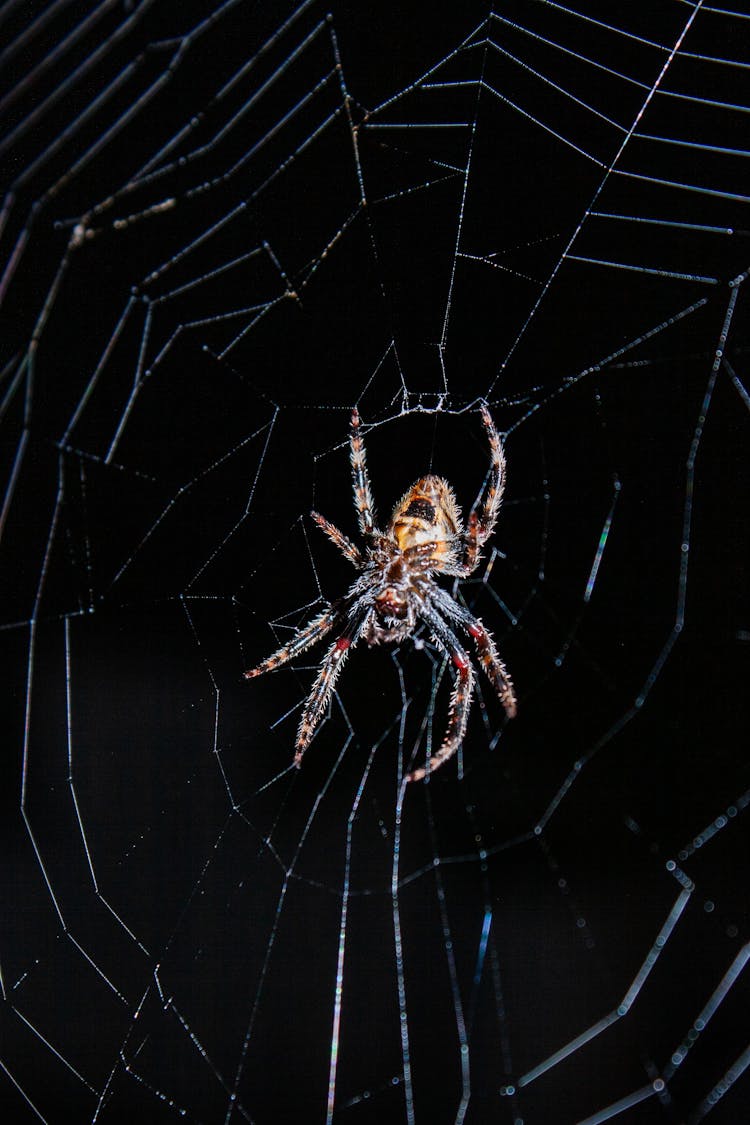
[390,475,461,556]
[356,477,459,643]
[245,406,516,781]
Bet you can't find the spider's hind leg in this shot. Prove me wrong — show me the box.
[431,588,517,719]
[407,606,476,783]
[467,619,517,718]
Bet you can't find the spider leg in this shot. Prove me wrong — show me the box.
[403,540,465,578]
[466,619,516,718]
[350,407,377,537]
[243,607,339,679]
[475,405,506,543]
[294,618,364,765]
[404,542,441,565]
[404,537,484,581]
[431,588,517,718]
[311,510,363,566]
[454,512,482,576]
[406,605,476,783]
[457,405,507,575]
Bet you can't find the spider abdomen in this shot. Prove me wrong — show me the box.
[388,475,461,562]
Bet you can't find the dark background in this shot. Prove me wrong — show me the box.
[1,2,748,1123]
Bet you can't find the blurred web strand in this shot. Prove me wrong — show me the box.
[690,1041,750,1123]
[222,732,355,1124]
[534,272,744,838]
[583,477,620,602]
[325,736,383,1123]
[518,888,691,1089]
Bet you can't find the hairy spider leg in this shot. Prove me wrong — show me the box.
[406,605,476,782]
[395,536,465,580]
[404,541,444,565]
[243,607,339,679]
[403,535,482,584]
[476,404,506,541]
[456,405,507,575]
[294,617,365,764]
[432,587,517,718]
[456,511,482,576]
[350,407,377,537]
[467,620,517,718]
[310,510,363,566]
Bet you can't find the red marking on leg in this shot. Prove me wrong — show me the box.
[336,637,351,651]
[468,623,483,639]
[452,651,469,671]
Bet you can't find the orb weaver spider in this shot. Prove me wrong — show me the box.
[245,406,516,781]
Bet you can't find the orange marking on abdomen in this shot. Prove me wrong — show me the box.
[393,520,450,554]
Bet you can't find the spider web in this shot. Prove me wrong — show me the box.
[1,1,749,1122]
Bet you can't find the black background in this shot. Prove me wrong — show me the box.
[1,2,748,1123]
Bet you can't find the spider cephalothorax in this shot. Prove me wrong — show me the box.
[245,406,516,781]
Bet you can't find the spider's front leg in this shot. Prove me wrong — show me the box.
[406,607,476,783]
[456,405,508,576]
[350,407,377,538]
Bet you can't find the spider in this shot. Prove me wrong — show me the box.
[244,405,516,781]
